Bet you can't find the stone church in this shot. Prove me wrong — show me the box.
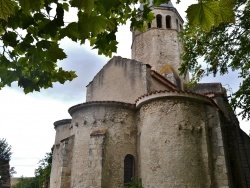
[50,1,250,187]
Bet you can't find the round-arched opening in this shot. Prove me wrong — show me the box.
[156,14,162,28]
[124,154,135,184]
[166,15,171,29]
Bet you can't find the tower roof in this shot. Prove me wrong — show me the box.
[140,0,174,10]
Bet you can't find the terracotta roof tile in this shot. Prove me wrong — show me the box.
[135,90,223,114]
[68,101,135,115]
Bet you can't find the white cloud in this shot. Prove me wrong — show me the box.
[1,0,248,177]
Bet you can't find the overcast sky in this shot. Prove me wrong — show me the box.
[0,0,248,177]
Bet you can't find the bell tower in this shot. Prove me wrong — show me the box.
[131,1,189,87]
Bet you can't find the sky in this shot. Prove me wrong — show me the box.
[0,0,249,177]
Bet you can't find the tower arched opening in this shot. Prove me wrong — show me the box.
[166,15,171,29]
[156,14,162,28]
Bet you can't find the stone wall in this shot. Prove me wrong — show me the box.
[131,6,188,85]
[50,119,72,188]
[68,102,137,188]
[87,132,106,187]
[50,91,250,188]
[86,57,148,103]
[136,92,232,188]
[86,57,174,104]
[137,97,210,187]
[60,136,74,188]
[132,29,182,74]
[205,106,231,188]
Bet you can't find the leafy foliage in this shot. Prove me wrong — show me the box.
[0,0,235,93]
[127,178,144,188]
[12,152,52,188]
[10,166,17,177]
[35,152,52,188]
[0,138,12,187]
[186,0,235,31]
[0,138,11,161]
[12,177,40,188]
[180,0,250,120]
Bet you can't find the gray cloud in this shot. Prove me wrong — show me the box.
[39,42,108,102]
[200,70,242,94]
[9,40,109,103]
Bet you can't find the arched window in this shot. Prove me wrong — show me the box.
[124,154,135,184]
[179,24,182,30]
[166,15,171,29]
[147,22,151,29]
[156,14,162,28]
[176,19,179,31]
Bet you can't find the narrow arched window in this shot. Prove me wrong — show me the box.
[166,15,171,29]
[176,19,179,31]
[156,14,162,28]
[124,154,135,184]
[147,23,151,29]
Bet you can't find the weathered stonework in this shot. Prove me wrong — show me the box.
[50,1,250,187]
[50,103,137,188]
[138,98,209,187]
[86,57,176,103]
[131,4,189,86]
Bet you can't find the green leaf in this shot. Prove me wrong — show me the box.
[186,2,218,31]
[0,24,4,35]
[2,31,18,47]
[36,40,52,50]
[19,0,44,13]
[0,0,17,21]
[0,55,11,68]
[41,61,56,71]
[186,0,235,31]
[101,0,115,10]
[5,70,18,86]
[153,0,163,6]
[17,57,28,67]
[71,0,94,14]
[46,43,67,62]
[60,22,79,41]
[18,77,34,93]
[62,3,69,11]
[43,20,58,37]
[20,13,35,29]
[78,12,107,40]
[218,0,235,24]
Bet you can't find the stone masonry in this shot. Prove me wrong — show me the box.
[50,1,250,187]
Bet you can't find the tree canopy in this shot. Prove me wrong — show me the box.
[180,0,250,120]
[0,138,12,187]
[0,0,235,93]
[12,152,52,188]
[1,0,247,118]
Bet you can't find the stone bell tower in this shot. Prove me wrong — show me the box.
[131,1,188,88]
